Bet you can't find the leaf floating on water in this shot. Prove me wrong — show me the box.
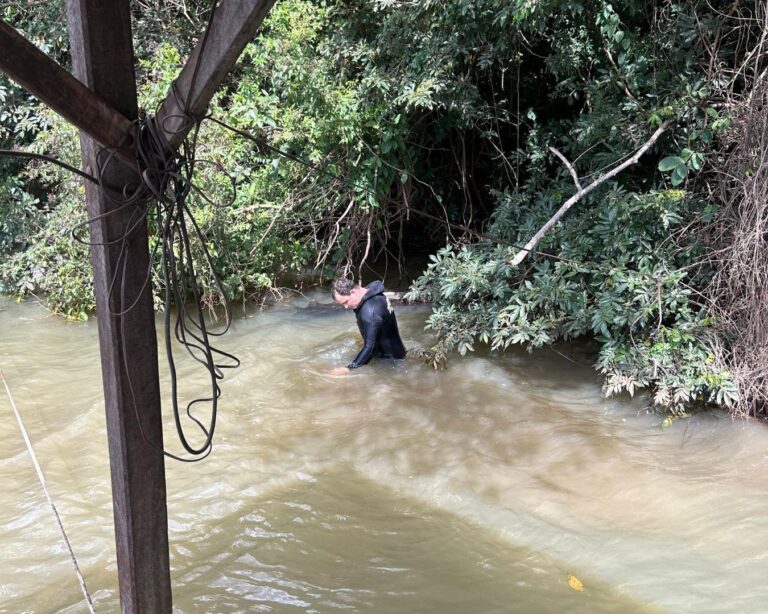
[567,574,585,592]
[661,415,676,430]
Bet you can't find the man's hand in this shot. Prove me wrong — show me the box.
[326,367,350,377]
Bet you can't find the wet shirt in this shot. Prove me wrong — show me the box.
[348,281,407,369]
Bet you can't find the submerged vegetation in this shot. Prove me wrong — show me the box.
[1,0,766,415]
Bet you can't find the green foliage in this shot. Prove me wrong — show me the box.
[0,110,94,318]
[0,176,39,255]
[0,195,94,320]
[407,188,733,412]
[400,0,743,412]
[0,0,750,412]
[1,2,65,175]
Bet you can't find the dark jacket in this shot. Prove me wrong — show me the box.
[348,281,406,368]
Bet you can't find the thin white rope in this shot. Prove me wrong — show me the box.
[0,367,97,614]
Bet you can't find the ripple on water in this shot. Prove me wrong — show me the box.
[1,296,768,613]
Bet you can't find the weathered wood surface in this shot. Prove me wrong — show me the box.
[65,1,171,612]
[155,0,276,149]
[0,19,135,156]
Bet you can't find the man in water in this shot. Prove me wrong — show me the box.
[329,278,406,374]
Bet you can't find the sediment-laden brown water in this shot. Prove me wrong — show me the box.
[1,294,766,612]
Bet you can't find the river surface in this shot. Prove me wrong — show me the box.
[1,294,767,613]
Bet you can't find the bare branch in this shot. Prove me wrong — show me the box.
[510,120,672,266]
[603,43,642,107]
[548,146,582,191]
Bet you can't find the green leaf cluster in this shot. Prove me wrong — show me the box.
[407,187,730,412]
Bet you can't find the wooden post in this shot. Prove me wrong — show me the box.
[65,2,172,612]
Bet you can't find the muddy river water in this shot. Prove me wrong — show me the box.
[1,294,767,613]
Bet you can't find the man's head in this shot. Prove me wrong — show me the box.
[332,278,366,309]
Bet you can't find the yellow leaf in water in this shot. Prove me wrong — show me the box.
[567,574,585,592]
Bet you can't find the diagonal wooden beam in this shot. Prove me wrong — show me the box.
[0,20,136,155]
[155,0,276,150]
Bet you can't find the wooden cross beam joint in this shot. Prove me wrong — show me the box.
[0,0,276,173]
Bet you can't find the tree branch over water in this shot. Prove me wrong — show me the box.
[510,120,672,266]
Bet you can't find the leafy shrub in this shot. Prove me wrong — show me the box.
[407,186,737,412]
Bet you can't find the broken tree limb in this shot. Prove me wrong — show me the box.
[510,120,672,266]
[549,146,582,192]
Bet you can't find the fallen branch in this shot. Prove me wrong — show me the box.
[510,120,672,266]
